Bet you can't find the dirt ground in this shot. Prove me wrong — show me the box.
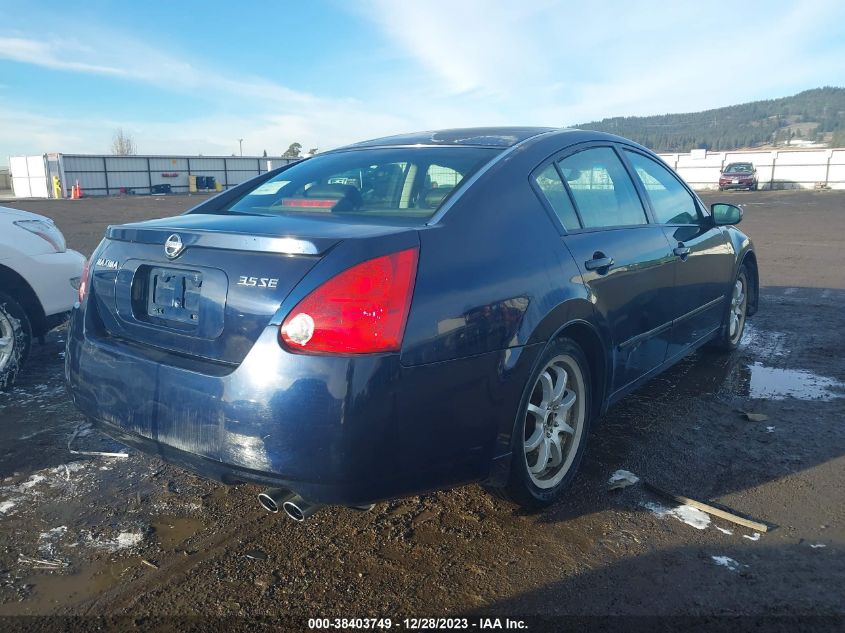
[1,190,844,629]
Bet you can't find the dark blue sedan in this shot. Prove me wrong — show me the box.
[65,128,758,519]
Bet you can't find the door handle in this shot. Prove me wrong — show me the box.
[584,255,614,271]
[673,244,691,258]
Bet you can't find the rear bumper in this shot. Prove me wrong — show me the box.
[90,417,453,504]
[66,306,535,505]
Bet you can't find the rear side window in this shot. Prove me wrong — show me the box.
[624,150,700,225]
[534,164,580,230]
[222,147,500,221]
[558,147,647,228]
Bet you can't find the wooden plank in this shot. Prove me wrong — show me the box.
[644,481,771,533]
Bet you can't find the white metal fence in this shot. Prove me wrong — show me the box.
[657,148,845,191]
[11,147,845,198]
[9,153,297,198]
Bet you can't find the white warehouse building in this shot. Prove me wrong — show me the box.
[9,153,297,198]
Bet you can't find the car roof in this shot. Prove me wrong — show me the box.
[339,127,561,149]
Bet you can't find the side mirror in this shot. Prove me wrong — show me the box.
[711,202,743,225]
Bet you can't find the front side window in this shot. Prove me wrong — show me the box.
[222,147,500,221]
[557,147,647,228]
[624,150,700,225]
[534,164,580,230]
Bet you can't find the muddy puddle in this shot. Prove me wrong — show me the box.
[747,363,845,400]
[0,558,139,615]
[151,516,205,550]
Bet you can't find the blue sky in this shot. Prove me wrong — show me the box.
[1,0,844,163]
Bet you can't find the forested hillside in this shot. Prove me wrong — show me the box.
[576,87,845,151]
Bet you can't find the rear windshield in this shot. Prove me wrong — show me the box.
[222,147,501,220]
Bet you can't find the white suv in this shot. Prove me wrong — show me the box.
[0,206,85,389]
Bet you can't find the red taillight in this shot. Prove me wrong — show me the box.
[78,256,92,303]
[280,248,419,354]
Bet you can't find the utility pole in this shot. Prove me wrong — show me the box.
[238,139,244,156]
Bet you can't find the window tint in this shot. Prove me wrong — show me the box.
[724,163,754,173]
[557,147,647,228]
[534,164,580,230]
[223,147,499,221]
[624,150,700,225]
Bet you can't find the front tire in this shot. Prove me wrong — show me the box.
[0,293,32,390]
[496,338,591,509]
[712,266,749,352]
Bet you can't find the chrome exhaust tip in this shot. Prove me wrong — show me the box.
[282,494,323,522]
[257,488,296,513]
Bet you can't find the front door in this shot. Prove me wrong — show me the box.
[621,149,735,358]
[552,146,676,392]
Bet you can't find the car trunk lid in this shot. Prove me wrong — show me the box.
[89,213,413,365]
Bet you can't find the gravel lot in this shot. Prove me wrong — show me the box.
[1,190,843,628]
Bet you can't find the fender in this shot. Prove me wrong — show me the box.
[725,226,759,316]
[485,299,613,487]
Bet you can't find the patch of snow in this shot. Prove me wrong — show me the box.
[39,526,68,540]
[642,501,711,530]
[0,499,16,514]
[88,530,145,552]
[712,556,743,571]
[19,474,47,489]
[766,426,775,433]
[742,532,761,541]
[715,526,733,535]
[673,505,711,530]
[116,532,143,548]
[608,469,640,490]
[740,323,787,360]
[809,543,826,549]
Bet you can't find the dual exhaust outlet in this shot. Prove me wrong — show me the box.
[258,488,321,522]
[258,488,376,521]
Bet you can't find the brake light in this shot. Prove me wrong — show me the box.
[78,256,92,303]
[280,248,419,354]
[281,198,336,208]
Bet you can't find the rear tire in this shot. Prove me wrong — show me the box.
[0,293,32,391]
[492,338,591,509]
[712,265,749,352]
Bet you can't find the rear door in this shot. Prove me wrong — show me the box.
[533,145,676,393]
[621,149,735,358]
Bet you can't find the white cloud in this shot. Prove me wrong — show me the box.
[358,0,845,124]
[1,0,844,158]
[0,29,410,155]
[0,37,127,76]
[360,0,551,96]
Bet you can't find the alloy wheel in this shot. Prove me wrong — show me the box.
[523,354,586,489]
[729,275,747,344]
[0,311,15,374]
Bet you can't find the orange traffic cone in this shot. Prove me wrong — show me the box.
[75,180,83,198]
[70,184,78,199]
